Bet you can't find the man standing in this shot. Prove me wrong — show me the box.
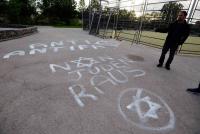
[157,11,190,70]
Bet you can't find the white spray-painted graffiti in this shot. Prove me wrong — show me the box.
[118,88,175,131]
[2,36,175,132]
[126,89,162,122]
[49,56,175,131]
[68,84,98,107]
[49,56,146,107]
[2,40,120,59]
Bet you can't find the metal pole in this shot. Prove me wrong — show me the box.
[114,0,120,38]
[96,0,109,35]
[104,10,112,38]
[82,9,84,30]
[190,0,199,23]
[89,11,95,34]
[89,0,91,30]
[187,0,198,23]
[137,0,147,44]
[95,0,102,35]
[96,10,102,34]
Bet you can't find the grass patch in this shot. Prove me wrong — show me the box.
[115,30,200,55]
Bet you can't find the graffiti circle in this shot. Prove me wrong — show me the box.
[118,88,175,131]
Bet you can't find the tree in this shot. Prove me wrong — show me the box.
[0,0,8,22]
[7,0,37,24]
[161,2,183,23]
[118,9,136,21]
[150,11,161,20]
[140,12,161,23]
[0,0,8,15]
[129,10,136,21]
[78,0,86,11]
[90,0,100,10]
[40,0,77,24]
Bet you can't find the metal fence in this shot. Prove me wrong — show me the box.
[82,0,200,55]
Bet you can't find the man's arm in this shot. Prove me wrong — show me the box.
[179,25,190,45]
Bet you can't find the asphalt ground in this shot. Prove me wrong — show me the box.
[0,26,200,134]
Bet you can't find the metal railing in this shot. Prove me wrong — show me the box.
[82,0,200,55]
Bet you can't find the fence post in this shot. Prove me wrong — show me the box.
[187,0,199,23]
[136,0,148,44]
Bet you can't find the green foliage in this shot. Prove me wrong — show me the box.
[118,9,136,21]
[0,0,8,15]
[78,0,86,11]
[7,0,21,23]
[52,19,81,28]
[6,0,37,24]
[161,2,183,23]
[90,0,100,10]
[69,19,82,26]
[0,0,9,22]
[34,15,50,25]
[39,0,77,24]
[0,0,79,25]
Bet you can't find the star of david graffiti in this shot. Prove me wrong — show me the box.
[126,89,162,123]
[71,57,99,68]
[118,88,175,131]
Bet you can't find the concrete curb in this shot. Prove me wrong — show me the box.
[0,26,38,42]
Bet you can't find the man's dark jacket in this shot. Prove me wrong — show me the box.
[165,20,190,47]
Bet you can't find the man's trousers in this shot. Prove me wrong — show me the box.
[159,42,179,66]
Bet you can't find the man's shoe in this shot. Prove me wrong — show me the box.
[157,64,162,67]
[187,88,200,94]
[165,65,170,70]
